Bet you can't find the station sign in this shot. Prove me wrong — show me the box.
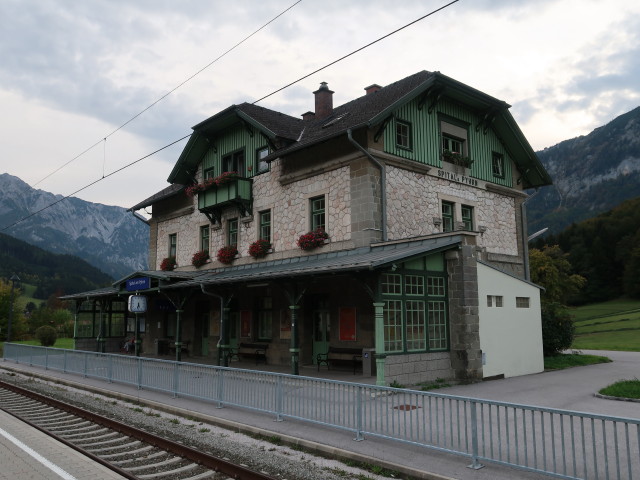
[126,277,150,292]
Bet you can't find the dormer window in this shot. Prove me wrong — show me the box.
[222,150,245,174]
[440,119,469,158]
[395,120,412,150]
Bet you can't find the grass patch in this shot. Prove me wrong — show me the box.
[599,379,640,399]
[418,378,452,391]
[7,338,75,349]
[544,353,612,370]
[570,299,640,351]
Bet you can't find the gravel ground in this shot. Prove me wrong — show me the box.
[1,370,403,480]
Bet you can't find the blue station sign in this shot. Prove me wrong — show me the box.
[126,277,150,292]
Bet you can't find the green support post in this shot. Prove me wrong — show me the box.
[219,306,231,367]
[134,312,141,357]
[373,302,386,386]
[289,305,301,375]
[175,309,183,362]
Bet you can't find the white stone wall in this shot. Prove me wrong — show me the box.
[154,159,352,269]
[384,352,453,386]
[386,166,518,256]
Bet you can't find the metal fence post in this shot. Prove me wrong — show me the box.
[45,347,49,370]
[216,369,225,409]
[172,362,180,398]
[354,385,364,441]
[137,357,143,390]
[468,400,484,470]
[108,355,113,383]
[63,350,67,373]
[275,376,284,422]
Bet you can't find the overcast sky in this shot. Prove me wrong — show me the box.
[1,0,639,212]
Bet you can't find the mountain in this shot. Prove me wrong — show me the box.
[527,106,640,235]
[0,231,113,299]
[0,173,148,279]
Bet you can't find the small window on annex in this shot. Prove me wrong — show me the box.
[310,195,325,231]
[492,152,505,178]
[259,210,271,243]
[516,297,530,308]
[256,147,270,174]
[200,225,210,253]
[222,150,245,175]
[487,295,503,307]
[380,253,448,354]
[228,218,238,247]
[395,120,412,150]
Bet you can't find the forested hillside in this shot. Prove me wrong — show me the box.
[0,232,113,299]
[532,196,640,303]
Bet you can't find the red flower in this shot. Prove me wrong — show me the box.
[191,250,210,268]
[248,239,271,259]
[297,228,329,251]
[160,256,176,271]
[185,172,239,197]
[216,245,238,264]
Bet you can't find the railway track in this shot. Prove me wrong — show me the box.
[0,380,277,480]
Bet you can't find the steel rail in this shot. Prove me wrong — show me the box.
[0,380,277,480]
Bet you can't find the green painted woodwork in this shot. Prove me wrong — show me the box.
[202,123,269,179]
[384,97,514,187]
[197,177,252,211]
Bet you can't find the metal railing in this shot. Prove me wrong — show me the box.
[3,344,639,480]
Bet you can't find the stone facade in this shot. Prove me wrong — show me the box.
[384,352,453,386]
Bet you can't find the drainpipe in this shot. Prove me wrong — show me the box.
[521,188,539,281]
[200,285,229,366]
[347,129,387,242]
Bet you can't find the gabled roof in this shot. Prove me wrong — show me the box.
[128,183,184,212]
[60,235,462,300]
[152,69,551,203]
[167,103,303,185]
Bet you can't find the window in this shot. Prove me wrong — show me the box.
[442,201,454,232]
[492,152,505,178]
[200,225,210,253]
[204,167,215,180]
[228,218,238,247]
[487,295,503,307]
[381,270,448,354]
[395,120,411,150]
[310,196,325,231]
[222,150,245,174]
[168,233,177,258]
[258,297,273,340]
[259,210,271,242]
[256,147,269,174]
[516,297,530,308]
[442,134,464,155]
[461,205,474,231]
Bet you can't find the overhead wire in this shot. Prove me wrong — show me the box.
[31,0,303,189]
[4,0,460,232]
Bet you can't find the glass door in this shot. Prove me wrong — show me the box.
[312,306,330,365]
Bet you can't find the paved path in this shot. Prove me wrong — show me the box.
[2,350,639,480]
[0,409,126,480]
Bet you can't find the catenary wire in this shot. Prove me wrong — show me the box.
[31,0,303,189]
[4,0,460,232]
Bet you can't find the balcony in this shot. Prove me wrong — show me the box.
[197,177,253,223]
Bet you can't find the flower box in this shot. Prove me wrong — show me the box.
[160,256,176,271]
[191,250,210,268]
[248,239,271,259]
[297,228,329,251]
[217,245,238,264]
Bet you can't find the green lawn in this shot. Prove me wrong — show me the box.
[1,338,75,350]
[570,299,640,352]
[544,353,612,370]
[599,379,640,399]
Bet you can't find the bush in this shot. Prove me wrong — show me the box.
[541,302,575,356]
[35,325,57,347]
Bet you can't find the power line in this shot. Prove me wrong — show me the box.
[253,0,459,104]
[2,134,191,233]
[5,0,459,232]
[31,0,303,189]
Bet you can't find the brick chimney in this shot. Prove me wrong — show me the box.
[301,111,315,121]
[364,84,382,95]
[313,82,334,119]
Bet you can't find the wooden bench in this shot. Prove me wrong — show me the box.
[230,342,269,365]
[168,340,190,356]
[317,346,363,374]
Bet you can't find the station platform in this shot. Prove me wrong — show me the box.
[0,359,552,480]
[0,409,125,480]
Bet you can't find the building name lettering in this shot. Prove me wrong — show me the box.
[437,169,478,187]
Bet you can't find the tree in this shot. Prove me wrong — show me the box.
[0,278,27,341]
[529,245,586,305]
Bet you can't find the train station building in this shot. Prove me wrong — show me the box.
[65,70,551,386]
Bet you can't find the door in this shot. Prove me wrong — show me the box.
[229,312,239,351]
[312,306,330,365]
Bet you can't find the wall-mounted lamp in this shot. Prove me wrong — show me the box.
[432,217,442,227]
[478,225,487,235]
